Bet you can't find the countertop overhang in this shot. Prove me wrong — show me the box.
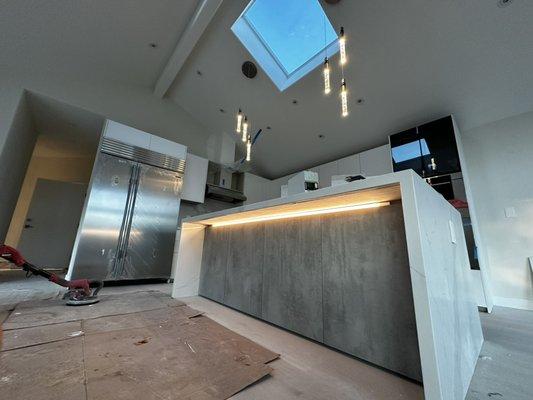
[182,171,410,227]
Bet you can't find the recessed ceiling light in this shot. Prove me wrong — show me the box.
[196,70,203,76]
[497,0,513,7]
[219,108,226,113]
[292,99,298,105]
[318,134,325,139]
[266,126,272,130]
[149,43,158,48]
[356,98,365,105]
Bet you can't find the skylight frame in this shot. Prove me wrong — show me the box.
[231,0,339,91]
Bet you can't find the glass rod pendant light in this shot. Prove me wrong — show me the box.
[341,78,348,117]
[339,27,347,65]
[236,108,243,133]
[242,116,248,142]
[323,57,331,95]
[246,135,252,161]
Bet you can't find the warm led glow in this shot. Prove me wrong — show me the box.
[242,117,248,142]
[246,136,252,161]
[236,109,243,133]
[341,78,348,117]
[323,58,331,94]
[210,201,390,227]
[339,27,347,65]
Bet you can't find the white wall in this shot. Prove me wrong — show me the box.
[5,135,94,247]
[0,92,36,240]
[462,111,533,309]
[0,70,213,241]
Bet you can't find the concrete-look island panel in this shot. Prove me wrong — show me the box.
[172,170,483,400]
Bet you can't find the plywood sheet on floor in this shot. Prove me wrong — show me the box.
[0,338,86,400]
[0,291,278,400]
[2,290,185,330]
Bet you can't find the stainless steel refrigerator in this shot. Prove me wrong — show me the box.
[68,138,185,281]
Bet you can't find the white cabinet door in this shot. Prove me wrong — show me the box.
[149,135,187,160]
[243,173,281,204]
[104,120,151,149]
[337,154,361,176]
[318,161,339,188]
[359,144,392,177]
[181,154,208,203]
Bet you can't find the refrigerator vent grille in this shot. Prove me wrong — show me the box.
[101,138,186,174]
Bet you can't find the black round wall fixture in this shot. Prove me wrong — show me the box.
[242,61,258,79]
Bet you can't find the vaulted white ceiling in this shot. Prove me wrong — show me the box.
[167,0,533,178]
[3,0,533,179]
[0,0,199,87]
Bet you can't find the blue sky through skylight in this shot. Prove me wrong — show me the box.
[244,0,338,75]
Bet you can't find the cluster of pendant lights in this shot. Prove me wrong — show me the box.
[234,27,348,162]
[236,109,252,161]
[324,27,348,117]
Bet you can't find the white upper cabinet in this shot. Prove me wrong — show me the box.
[359,144,392,177]
[181,153,208,203]
[103,120,187,160]
[149,135,187,160]
[337,154,361,176]
[104,120,151,149]
[317,161,339,188]
[243,173,279,205]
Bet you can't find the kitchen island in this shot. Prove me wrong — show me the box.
[172,170,483,400]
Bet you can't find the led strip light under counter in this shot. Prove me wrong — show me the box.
[209,201,391,227]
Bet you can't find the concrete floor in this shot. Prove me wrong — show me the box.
[1,271,532,399]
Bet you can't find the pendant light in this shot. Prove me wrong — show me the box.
[339,27,349,117]
[246,135,252,161]
[242,116,248,142]
[339,27,347,65]
[323,57,331,94]
[341,78,348,117]
[236,108,243,133]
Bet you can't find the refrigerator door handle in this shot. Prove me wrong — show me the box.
[111,163,140,278]
[118,164,141,277]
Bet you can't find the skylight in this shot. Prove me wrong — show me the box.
[232,0,339,91]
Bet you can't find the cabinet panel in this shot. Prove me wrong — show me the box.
[317,161,338,188]
[104,120,151,149]
[181,153,208,203]
[262,218,323,341]
[359,144,392,177]
[224,223,264,317]
[337,154,361,176]
[321,203,422,381]
[243,173,266,205]
[199,226,229,303]
[149,135,187,159]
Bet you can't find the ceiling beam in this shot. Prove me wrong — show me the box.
[154,0,223,98]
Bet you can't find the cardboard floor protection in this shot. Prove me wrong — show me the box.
[0,291,279,400]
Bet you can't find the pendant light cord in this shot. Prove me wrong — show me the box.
[323,12,327,59]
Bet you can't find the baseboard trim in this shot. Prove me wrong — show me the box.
[494,296,533,311]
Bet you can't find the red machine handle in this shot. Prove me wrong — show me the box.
[0,244,25,266]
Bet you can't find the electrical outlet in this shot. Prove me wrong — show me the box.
[504,207,517,218]
[449,220,457,244]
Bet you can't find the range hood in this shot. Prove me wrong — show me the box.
[205,183,247,203]
[205,161,247,203]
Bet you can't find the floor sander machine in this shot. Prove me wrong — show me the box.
[0,244,102,306]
